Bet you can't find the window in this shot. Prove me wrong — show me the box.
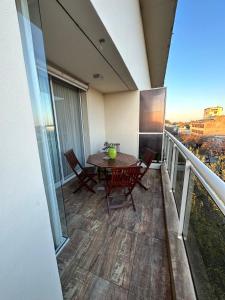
[139,88,166,162]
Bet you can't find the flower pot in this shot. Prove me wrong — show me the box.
[108,146,117,159]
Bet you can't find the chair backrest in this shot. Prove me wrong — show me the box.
[64,149,82,175]
[142,148,155,168]
[109,166,141,190]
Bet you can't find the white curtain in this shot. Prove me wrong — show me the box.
[52,79,85,180]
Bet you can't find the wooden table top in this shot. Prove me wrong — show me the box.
[87,152,138,168]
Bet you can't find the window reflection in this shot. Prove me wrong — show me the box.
[139,134,162,162]
[140,89,166,132]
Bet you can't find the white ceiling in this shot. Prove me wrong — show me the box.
[140,0,177,88]
[39,0,137,93]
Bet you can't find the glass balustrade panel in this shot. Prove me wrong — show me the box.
[183,172,225,299]
[173,151,186,215]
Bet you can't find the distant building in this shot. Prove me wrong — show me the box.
[178,126,191,135]
[204,106,223,119]
[177,122,191,135]
[191,116,225,136]
[165,124,179,135]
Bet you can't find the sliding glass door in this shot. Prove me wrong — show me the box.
[50,78,85,183]
[16,0,67,251]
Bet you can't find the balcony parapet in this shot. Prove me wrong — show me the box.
[162,130,225,299]
[161,164,196,300]
[164,130,225,213]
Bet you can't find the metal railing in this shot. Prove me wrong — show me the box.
[163,130,225,235]
[163,130,225,299]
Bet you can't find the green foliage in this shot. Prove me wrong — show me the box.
[188,180,225,299]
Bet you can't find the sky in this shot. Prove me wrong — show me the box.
[165,0,225,122]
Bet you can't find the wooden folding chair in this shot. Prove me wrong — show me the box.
[105,166,141,214]
[138,148,155,190]
[64,149,97,193]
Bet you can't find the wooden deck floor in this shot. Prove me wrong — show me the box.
[57,169,172,300]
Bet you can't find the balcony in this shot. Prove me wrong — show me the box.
[9,0,225,299]
[57,170,172,299]
[56,130,225,300]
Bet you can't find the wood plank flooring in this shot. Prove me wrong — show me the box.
[57,169,172,300]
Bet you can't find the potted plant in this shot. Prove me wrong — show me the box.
[107,143,117,159]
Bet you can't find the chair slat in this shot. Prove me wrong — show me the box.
[105,166,141,214]
[138,148,155,190]
[64,149,97,193]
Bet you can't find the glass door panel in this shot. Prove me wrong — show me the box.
[16,0,67,250]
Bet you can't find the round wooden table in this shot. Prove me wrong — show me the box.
[87,152,138,168]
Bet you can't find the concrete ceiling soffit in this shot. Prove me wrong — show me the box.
[57,0,137,90]
[140,0,177,88]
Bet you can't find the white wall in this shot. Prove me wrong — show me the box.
[0,1,62,299]
[86,88,140,157]
[86,87,106,153]
[104,91,140,157]
[91,0,151,90]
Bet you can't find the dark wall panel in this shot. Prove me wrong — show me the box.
[139,134,162,162]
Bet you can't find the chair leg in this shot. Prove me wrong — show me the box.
[97,168,107,182]
[97,167,101,182]
[137,180,148,190]
[73,178,89,193]
[91,177,97,184]
[73,179,96,194]
[73,185,82,193]
[84,183,96,193]
[106,195,110,215]
[85,174,97,184]
[130,193,136,211]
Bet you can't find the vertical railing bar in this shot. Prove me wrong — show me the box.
[164,134,168,162]
[166,137,171,169]
[178,160,191,238]
[161,131,165,163]
[163,134,166,160]
[163,133,166,162]
[172,148,179,192]
[170,144,177,188]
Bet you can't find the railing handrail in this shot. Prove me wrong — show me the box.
[164,130,225,207]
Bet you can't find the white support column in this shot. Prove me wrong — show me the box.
[178,160,191,238]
